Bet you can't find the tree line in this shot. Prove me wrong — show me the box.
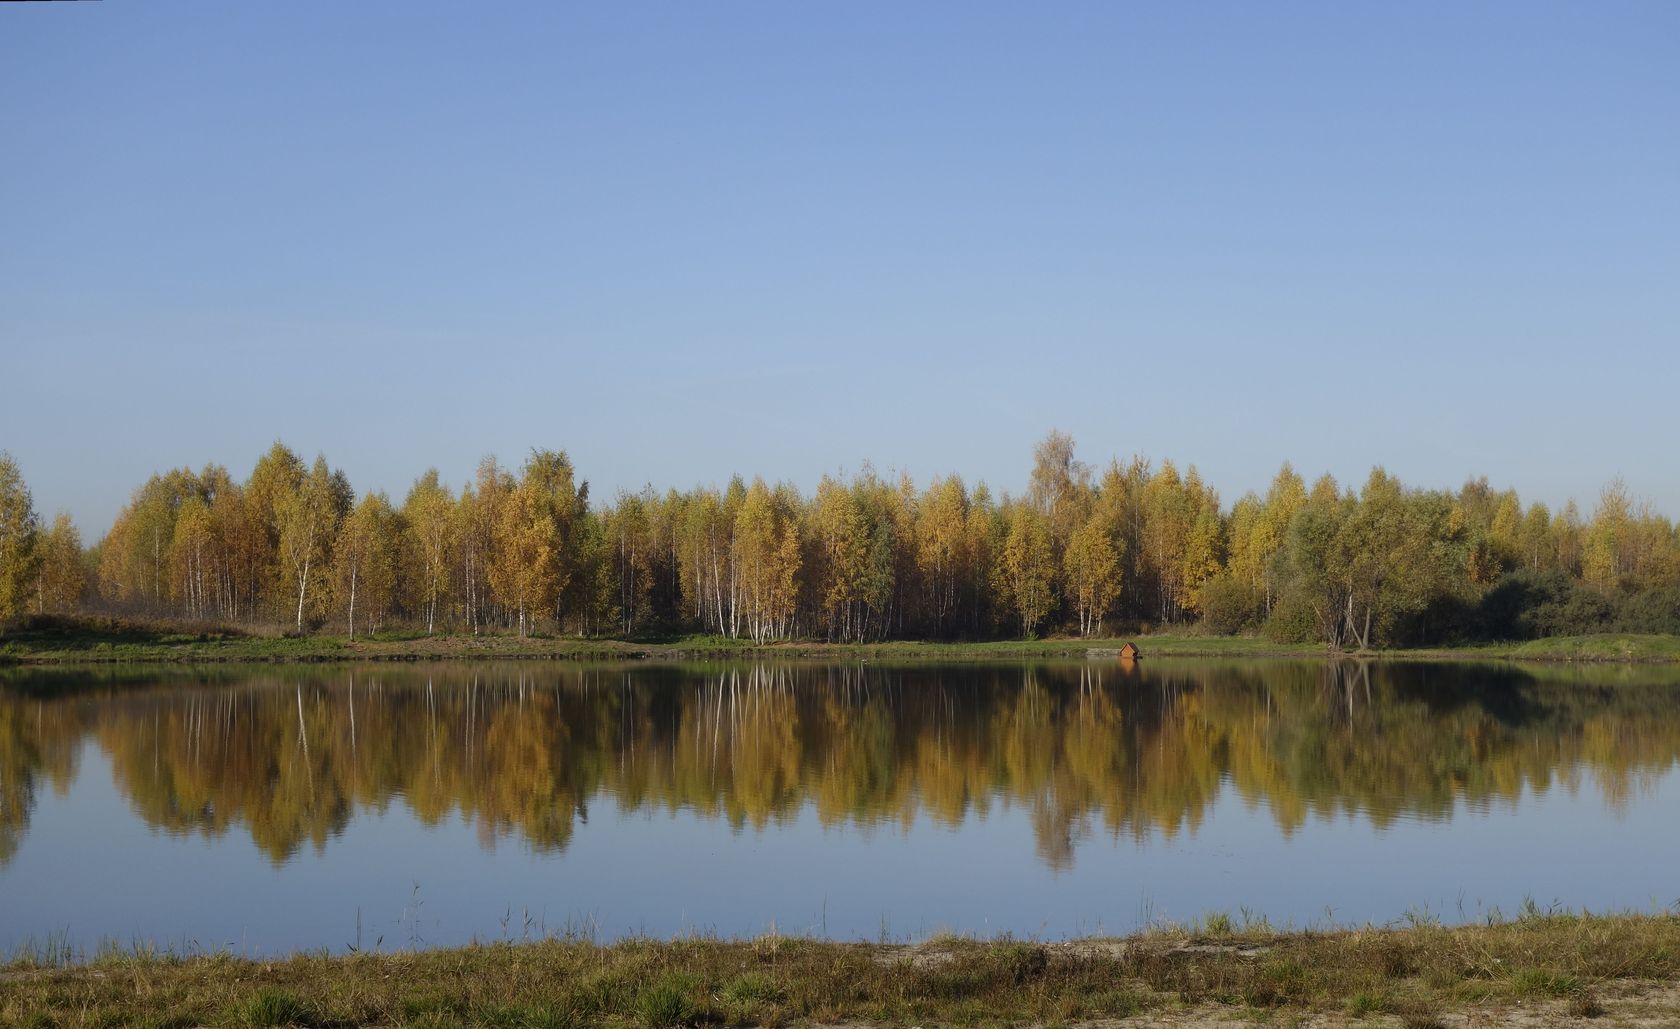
[1,434,1676,647]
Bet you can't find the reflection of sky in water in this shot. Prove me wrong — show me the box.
[2,662,1679,955]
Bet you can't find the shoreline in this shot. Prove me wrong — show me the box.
[5,914,1679,1026]
[4,619,1680,667]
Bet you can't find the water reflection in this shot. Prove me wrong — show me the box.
[1,660,1678,871]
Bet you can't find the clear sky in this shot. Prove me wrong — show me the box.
[3,2,1676,533]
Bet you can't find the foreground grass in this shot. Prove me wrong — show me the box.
[5,913,1680,1026]
[4,615,1680,667]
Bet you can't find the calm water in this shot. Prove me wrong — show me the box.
[3,659,1679,955]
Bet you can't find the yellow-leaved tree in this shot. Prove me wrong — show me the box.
[995,501,1055,638]
[1064,514,1119,637]
[0,453,41,620]
[403,470,457,635]
[335,492,400,639]
[734,479,801,643]
[491,478,558,639]
[36,514,85,614]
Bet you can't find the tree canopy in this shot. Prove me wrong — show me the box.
[3,436,1677,647]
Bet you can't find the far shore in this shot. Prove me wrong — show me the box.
[4,615,1680,667]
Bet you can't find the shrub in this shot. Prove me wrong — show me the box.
[1262,592,1320,644]
[1198,575,1261,635]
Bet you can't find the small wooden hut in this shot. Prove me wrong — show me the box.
[1118,642,1141,661]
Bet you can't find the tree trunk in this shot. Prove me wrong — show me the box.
[347,567,358,641]
[296,556,310,632]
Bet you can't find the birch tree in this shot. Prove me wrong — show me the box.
[995,501,1055,637]
[0,453,41,620]
[458,457,511,634]
[277,456,344,632]
[334,492,398,639]
[170,498,214,619]
[36,514,85,614]
[607,490,653,635]
[915,475,969,638]
[490,477,557,638]
[1064,514,1119,636]
[402,470,456,634]
[734,479,801,643]
[246,443,306,620]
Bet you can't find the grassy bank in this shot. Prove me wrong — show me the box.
[6,912,1680,1027]
[4,615,1680,667]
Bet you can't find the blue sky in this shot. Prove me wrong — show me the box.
[3,2,1677,532]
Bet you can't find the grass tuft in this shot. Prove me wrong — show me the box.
[1346,989,1391,1015]
[720,971,784,1004]
[244,987,316,1027]
[1510,967,1581,997]
[635,971,699,1028]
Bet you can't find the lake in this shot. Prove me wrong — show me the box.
[3,659,1678,956]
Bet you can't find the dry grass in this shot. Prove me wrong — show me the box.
[4,912,1679,1026]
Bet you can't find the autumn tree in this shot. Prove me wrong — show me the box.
[491,477,557,638]
[402,470,456,634]
[245,443,307,620]
[0,453,41,620]
[734,479,802,643]
[458,457,511,634]
[810,472,897,642]
[1588,509,1626,591]
[995,501,1055,637]
[1139,461,1195,622]
[1028,430,1093,546]
[170,497,215,619]
[1064,513,1119,636]
[278,455,349,631]
[488,451,586,637]
[1226,463,1306,615]
[965,484,1004,635]
[98,469,201,612]
[569,508,616,637]
[528,451,590,628]
[35,514,85,614]
[334,492,400,639]
[1181,498,1226,616]
[915,474,971,638]
[606,490,654,635]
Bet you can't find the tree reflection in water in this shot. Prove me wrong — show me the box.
[2,660,1677,870]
